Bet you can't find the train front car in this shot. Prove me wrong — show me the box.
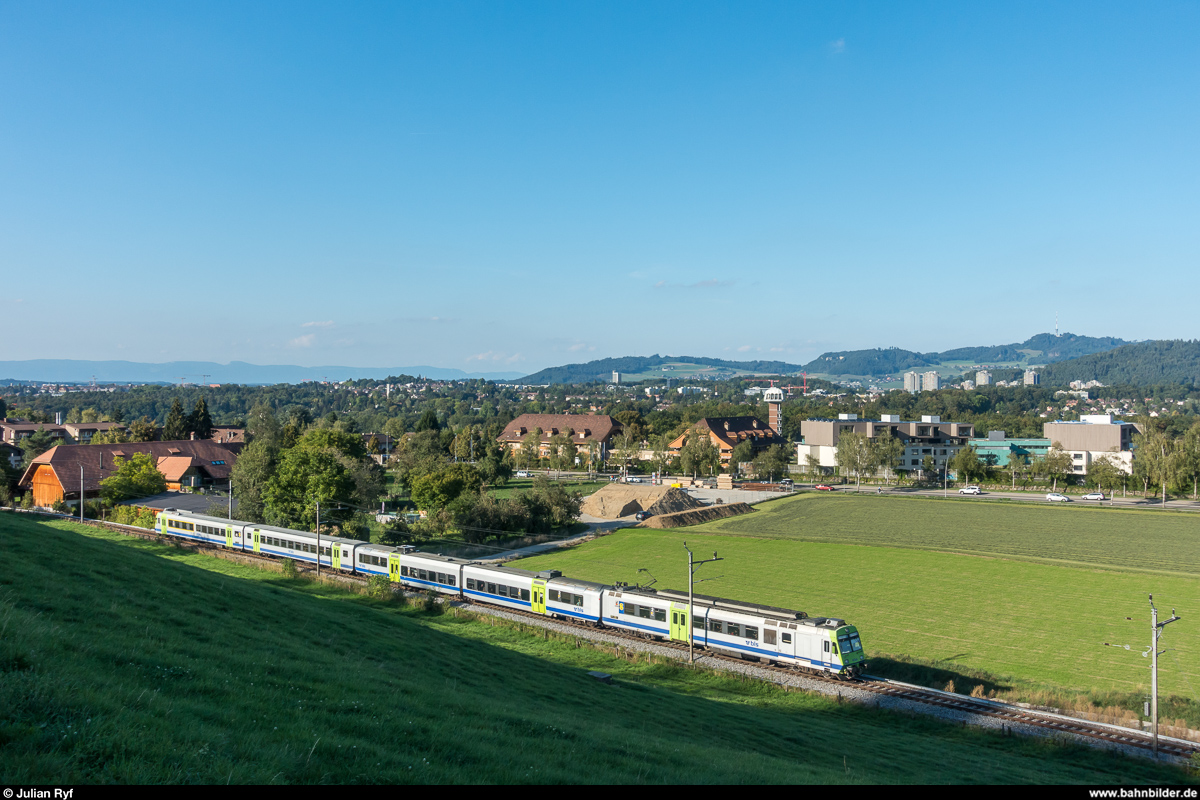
[833,624,867,678]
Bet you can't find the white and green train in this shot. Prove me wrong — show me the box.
[154,508,866,678]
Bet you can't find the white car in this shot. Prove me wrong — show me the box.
[1046,493,1071,502]
[625,477,642,483]
[515,471,532,478]
[958,486,982,495]
[1082,492,1105,501]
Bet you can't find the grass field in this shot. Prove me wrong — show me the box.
[486,478,609,499]
[514,496,1200,713]
[0,512,1190,784]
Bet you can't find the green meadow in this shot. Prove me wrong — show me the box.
[0,512,1189,784]
[515,495,1200,711]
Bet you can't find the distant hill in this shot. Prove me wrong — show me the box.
[802,333,1128,377]
[0,359,525,385]
[1040,340,1200,387]
[516,355,804,384]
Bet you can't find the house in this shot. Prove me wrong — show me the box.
[0,420,68,446]
[19,439,241,508]
[496,414,622,460]
[796,414,975,474]
[667,416,784,464]
[61,422,128,443]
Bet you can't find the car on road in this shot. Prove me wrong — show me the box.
[625,477,642,483]
[516,471,532,478]
[958,486,982,495]
[1082,492,1105,500]
[1046,492,1071,502]
[634,511,652,521]
[779,478,794,488]
[814,484,836,491]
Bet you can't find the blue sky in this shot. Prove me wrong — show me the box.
[2,1,1197,374]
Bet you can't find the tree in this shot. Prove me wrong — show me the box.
[804,452,822,477]
[949,445,985,485]
[1178,422,1200,499]
[1133,426,1174,506]
[520,428,542,470]
[100,453,167,505]
[1041,443,1074,491]
[649,433,674,476]
[230,437,280,523]
[163,398,189,441]
[127,416,158,442]
[871,431,904,485]
[679,427,720,478]
[835,431,873,490]
[752,445,790,483]
[262,446,358,529]
[1086,453,1122,497]
[19,428,59,469]
[414,408,440,432]
[409,463,481,512]
[615,427,642,474]
[728,440,755,476]
[189,397,214,440]
[1007,449,1027,489]
[90,427,129,445]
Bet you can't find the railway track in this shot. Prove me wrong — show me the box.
[51,511,1200,762]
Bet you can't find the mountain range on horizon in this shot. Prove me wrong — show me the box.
[0,360,526,385]
[515,333,1132,384]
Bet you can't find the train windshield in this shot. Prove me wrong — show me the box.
[838,632,863,652]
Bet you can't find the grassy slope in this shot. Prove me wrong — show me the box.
[515,496,1200,699]
[0,514,1188,784]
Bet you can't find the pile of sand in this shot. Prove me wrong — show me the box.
[580,485,705,519]
[637,502,754,529]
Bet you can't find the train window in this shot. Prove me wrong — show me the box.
[823,641,830,653]
[653,608,666,622]
[693,616,704,629]
[745,626,758,641]
[519,588,528,600]
[573,594,584,606]
[708,619,722,632]
[418,569,427,581]
[448,576,456,587]
[548,589,560,602]
[764,629,776,645]
[726,623,741,637]
[782,633,792,644]
[831,642,839,655]
[487,583,496,595]
[637,606,651,619]
[466,578,475,590]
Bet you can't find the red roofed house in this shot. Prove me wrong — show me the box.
[666,416,784,464]
[19,439,241,508]
[496,414,622,460]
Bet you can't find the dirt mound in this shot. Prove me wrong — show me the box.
[637,502,755,529]
[580,485,705,519]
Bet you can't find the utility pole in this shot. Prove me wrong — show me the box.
[684,541,722,665]
[1150,594,1181,756]
[228,479,233,519]
[1104,594,1181,758]
[80,464,85,523]
[315,501,321,577]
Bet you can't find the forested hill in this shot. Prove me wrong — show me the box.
[1041,340,1200,387]
[516,355,804,384]
[802,333,1128,376]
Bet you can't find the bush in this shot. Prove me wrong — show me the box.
[421,590,442,615]
[280,558,298,579]
[20,493,33,510]
[367,574,392,599]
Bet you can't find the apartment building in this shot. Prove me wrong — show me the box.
[796,414,975,474]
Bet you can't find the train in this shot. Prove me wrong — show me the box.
[154,508,868,678]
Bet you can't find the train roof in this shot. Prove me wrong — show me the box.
[653,588,809,621]
[167,510,362,546]
[464,563,538,579]
[405,552,474,566]
[547,576,609,591]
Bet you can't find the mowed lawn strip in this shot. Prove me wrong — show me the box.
[0,513,1189,784]
[514,530,1200,698]
[689,493,1200,577]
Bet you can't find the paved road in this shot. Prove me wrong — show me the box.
[807,484,1200,512]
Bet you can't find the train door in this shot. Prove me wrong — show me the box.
[531,579,546,614]
[670,602,690,643]
[225,525,233,548]
[252,528,261,554]
[388,553,400,583]
[331,543,340,571]
[778,625,797,663]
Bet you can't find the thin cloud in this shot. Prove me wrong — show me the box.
[830,38,845,54]
[567,342,595,353]
[302,320,334,328]
[467,351,524,364]
[289,334,316,348]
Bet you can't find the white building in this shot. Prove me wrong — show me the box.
[976,370,992,386]
[922,371,940,391]
[1023,370,1040,386]
[904,372,922,393]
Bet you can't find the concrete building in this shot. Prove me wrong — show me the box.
[961,379,976,391]
[922,371,941,392]
[1023,370,1040,386]
[1043,414,1137,476]
[976,370,992,386]
[968,430,1051,468]
[796,414,975,475]
[904,372,922,393]
[611,371,621,384]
